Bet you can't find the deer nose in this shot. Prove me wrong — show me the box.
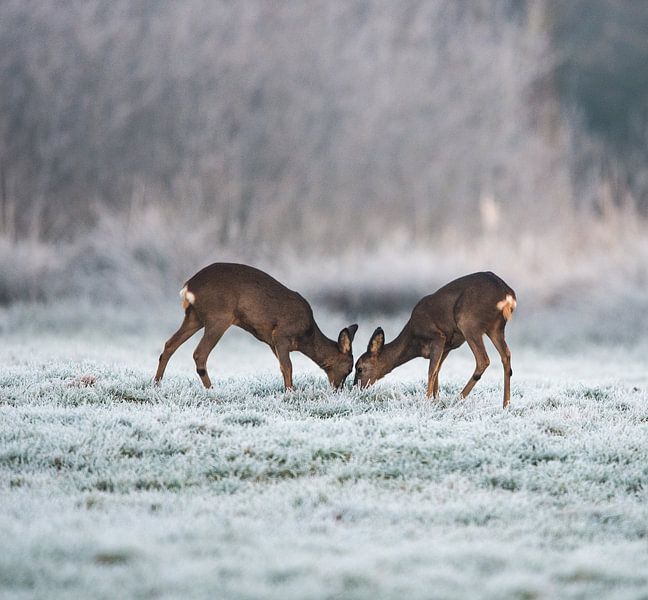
[353,374,359,386]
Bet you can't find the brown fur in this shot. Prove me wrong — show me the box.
[354,272,517,408]
[155,263,358,390]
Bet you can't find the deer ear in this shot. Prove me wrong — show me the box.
[347,324,358,341]
[338,328,354,354]
[368,327,384,355]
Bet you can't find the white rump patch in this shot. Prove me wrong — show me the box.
[496,294,517,311]
[179,286,195,309]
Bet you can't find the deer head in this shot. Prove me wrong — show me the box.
[320,324,359,388]
[323,324,358,389]
[353,327,387,387]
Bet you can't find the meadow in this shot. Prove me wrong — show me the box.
[3,1,648,597]
[2,302,647,599]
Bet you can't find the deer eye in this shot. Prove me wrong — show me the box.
[356,367,362,374]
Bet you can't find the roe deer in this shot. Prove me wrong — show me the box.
[353,272,516,408]
[154,263,358,390]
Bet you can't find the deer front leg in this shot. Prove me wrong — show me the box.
[430,348,450,399]
[274,341,294,391]
[426,339,446,399]
[460,334,490,399]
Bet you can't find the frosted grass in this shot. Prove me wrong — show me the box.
[1,310,648,599]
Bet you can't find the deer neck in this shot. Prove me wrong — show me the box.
[300,323,339,369]
[380,321,420,374]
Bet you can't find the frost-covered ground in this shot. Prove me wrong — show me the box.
[1,303,648,599]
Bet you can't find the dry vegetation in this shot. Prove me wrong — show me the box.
[1,1,646,312]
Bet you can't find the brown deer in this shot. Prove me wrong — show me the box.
[154,263,358,390]
[353,272,516,407]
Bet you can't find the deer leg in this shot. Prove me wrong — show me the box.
[431,348,450,399]
[487,325,512,408]
[426,341,447,399]
[274,341,293,390]
[460,334,490,399]
[193,320,230,389]
[154,309,203,384]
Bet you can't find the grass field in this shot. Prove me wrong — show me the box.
[2,303,648,599]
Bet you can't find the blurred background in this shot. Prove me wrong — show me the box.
[1,0,647,347]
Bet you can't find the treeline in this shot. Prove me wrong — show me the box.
[0,0,646,249]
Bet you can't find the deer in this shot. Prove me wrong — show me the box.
[154,263,358,390]
[353,272,516,408]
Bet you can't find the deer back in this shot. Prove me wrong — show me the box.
[411,272,516,339]
[185,263,314,338]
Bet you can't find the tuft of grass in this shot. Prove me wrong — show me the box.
[93,551,132,566]
[223,413,266,427]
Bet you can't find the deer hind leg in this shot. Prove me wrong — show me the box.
[274,340,294,391]
[487,322,512,408]
[460,334,490,399]
[193,319,231,389]
[425,337,447,399]
[154,308,203,384]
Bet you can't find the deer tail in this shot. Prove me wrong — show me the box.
[496,294,517,321]
[179,285,196,311]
